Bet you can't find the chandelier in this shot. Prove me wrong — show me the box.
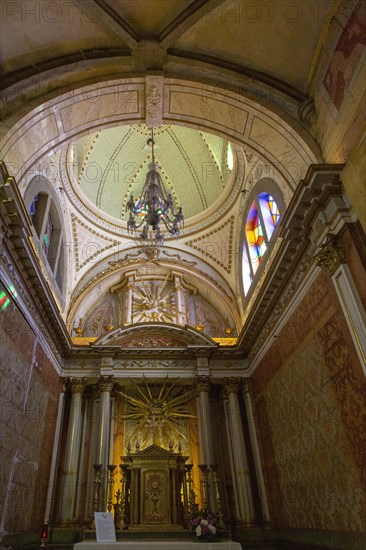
[126,129,184,244]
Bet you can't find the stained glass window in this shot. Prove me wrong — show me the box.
[258,193,280,239]
[29,194,39,216]
[246,201,267,274]
[242,193,281,295]
[43,214,53,256]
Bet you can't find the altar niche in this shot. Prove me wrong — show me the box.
[120,444,188,529]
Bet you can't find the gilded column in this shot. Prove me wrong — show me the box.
[242,380,270,524]
[59,377,87,524]
[96,375,114,510]
[223,377,254,525]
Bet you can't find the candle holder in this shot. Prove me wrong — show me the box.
[210,464,225,528]
[198,464,210,512]
[89,464,102,529]
[185,464,198,517]
[107,465,117,513]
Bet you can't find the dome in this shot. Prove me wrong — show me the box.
[71,124,234,223]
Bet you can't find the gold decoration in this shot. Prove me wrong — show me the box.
[73,318,85,336]
[118,377,196,451]
[195,376,211,393]
[223,377,241,396]
[68,377,88,394]
[315,235,346,275]
[97,375,115,393]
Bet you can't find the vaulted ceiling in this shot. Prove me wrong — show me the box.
[0,0,332,347]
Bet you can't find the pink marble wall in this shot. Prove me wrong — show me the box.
[251,264,366,531]
[0,282,60,533]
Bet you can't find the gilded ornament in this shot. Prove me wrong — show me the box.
[223,377,241,395]
[315,236,345,274]
[97,375,115,393]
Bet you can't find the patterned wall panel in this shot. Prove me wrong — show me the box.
[252,272,366,531]
[0,283,60,532]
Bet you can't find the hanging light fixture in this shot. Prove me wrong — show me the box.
[126,128,184,245]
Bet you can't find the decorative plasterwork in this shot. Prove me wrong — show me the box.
[315,234,346,275]
[145,74,164,127]
[184,215,235,274]
[0,163,70,358]
[242,165,346,365]
[71,213,119,272]
[92,322,218,350]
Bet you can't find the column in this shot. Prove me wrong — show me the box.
[44,380,67,523]
[96,375,114,510]
[126,278,134,324]
[59,377,87,524]
[242,380,270,524]
[174,275,183,325]
[195,376,214,465]
[223,377,254,525]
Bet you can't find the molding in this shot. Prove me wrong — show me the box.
[238,164,345,355]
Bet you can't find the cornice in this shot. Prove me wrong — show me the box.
[0,162,72,356]
[238,164,345,354]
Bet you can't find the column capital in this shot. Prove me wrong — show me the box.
[97,375,115,393]
[315,234,346,275]
[68,377,88,394]
[195,375,211,393]
[242,379,250,395]
[223,377,242,396]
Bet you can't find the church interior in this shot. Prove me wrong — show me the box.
[0,1,365,549]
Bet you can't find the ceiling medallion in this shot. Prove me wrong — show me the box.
[126,128,185,245]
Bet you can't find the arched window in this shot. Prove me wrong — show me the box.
[242,192,281,295]
[27,182,66,295]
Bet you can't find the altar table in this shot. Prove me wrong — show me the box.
[74,541,242,549]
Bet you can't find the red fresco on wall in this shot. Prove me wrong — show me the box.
[323,1,366,111]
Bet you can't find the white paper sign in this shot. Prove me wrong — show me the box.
[94,512,117,543]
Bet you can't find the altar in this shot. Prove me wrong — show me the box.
[74,542,242,549]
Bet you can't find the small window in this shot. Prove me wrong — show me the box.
[227,142,234,171]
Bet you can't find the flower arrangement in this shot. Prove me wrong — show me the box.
[190,510,218,542]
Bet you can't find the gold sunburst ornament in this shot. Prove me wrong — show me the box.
[118,377,196,452]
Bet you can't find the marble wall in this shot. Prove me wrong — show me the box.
[251,270,366,531]
[0,282,60,533]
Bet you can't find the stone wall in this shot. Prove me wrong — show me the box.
[0,281,60,534]
[251,268,366,532]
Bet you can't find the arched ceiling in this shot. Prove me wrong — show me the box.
[0,0,333,109]
[72,124,233,221]
[0,0,331,345]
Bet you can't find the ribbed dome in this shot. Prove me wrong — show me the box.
[72,124,234,222]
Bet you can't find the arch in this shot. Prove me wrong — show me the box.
[0,77,322,193]
[25,174,68,299]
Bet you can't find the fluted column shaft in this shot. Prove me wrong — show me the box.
[174,276,183,325]
[60,377,87,524]
[126,281,133,324]
[44,381,66,523]
[96,375,114,509]
[243,381,270,523]
[196,376,214,465]
[224,377,254,525]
